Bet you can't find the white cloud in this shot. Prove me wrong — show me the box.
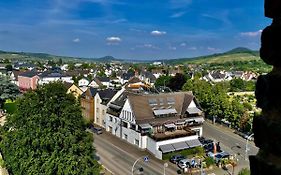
[73,38,80,43]
[106,36,122,45]
[151,30,167,36]
[180,42,187,47]
[170,11,186,18]
[240,30,262,37]
[135,43,159,50]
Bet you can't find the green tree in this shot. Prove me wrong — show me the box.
[154,75,172,88]
[0,82,100,175]
[168,73,188,91]
[0,76,20,108]
[5,64,13,71]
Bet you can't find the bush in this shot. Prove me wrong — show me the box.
[238,168,250,175]
[204,157,215,167]
[162,146,204,160]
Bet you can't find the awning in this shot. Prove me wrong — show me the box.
[185,117,205,123]
[186,139,202,148]
[153,108,177,115]
[139,123,152,129]
[186,107,202,114]
[159,144,175,153]
[164,123,177,128]
[172,142,189,151]
[175,120,186,125]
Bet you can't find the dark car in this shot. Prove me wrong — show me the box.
[170,155,186,164]
[89,125,103,134]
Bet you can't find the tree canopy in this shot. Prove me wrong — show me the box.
[182,79,248,129]
[0,76,20,108]
[0,82,100,175]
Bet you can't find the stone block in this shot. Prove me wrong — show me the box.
[256,74,281,112]
[265,0,281,18]
[250,156,281,175]
[253,116,281,156]
[260,22,281,66]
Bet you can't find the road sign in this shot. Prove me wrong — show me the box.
[144,156,149,162]
[191,159,195,166]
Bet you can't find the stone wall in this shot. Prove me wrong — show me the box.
[250,0,281,174]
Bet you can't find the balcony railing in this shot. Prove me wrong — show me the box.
[149,127,196,141]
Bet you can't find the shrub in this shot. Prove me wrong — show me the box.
[162,146,204,160]
[204,157,215,167]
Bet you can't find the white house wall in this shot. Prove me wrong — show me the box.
[187,100,196,108]
[119,99,136,124]
[147,135,199,159]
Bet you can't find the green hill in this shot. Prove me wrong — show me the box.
[167,47,260,64]
[0,50,122,63]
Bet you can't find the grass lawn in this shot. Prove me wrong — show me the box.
[3,100,17,114]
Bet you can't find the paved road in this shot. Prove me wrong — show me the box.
[93,132,180,175]
[203,121,259,173]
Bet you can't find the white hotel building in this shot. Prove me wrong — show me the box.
[105,91,204,159]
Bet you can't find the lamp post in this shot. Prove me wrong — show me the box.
[245,133,254,160]
[131,155,148,175]
[163,163,168,175]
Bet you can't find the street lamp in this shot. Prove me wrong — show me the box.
[245,133,254,160]
[131,155,148,175]
[163,163,168,175]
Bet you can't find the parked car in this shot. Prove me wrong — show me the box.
[178,159,191,169]
[178,158,199,169]
[89,125,103,134]
[207,151,230,163]
[170,155,185,164]
[234,131,254,141]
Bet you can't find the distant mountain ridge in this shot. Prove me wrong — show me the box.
[0,50,121,62]
[0,47,259,63]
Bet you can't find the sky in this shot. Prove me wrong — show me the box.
[0,0,272,60]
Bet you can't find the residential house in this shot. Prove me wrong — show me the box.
[94,89,117,127]
[64,82,84,99]
[88,78,104,88]
[14,62,35,70]
[106,91,204,159]
[80,87,98,122]
[203,71,232,82]
[139,71,157,86]
[9,70,21,86]
[80,87,117,124]
[119,72,135,85]
[18,71,39,91]
[151,69,165,79]
[88,77,110,88]
[38,71,73,85]
[96,77,110,88]
[78,78,90,87]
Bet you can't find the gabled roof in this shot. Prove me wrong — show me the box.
[96,76,110,82]
[121,72,135,80]
[63,82,73,89]
[18,71,38,78]
[81,87,98,98]
[98,89,118,105]
[128,92,195,124]
[91,78,103,87]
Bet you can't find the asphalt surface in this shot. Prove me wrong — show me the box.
[93,132,180,175]
[93,121,259,175]
[203,121,259,172]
